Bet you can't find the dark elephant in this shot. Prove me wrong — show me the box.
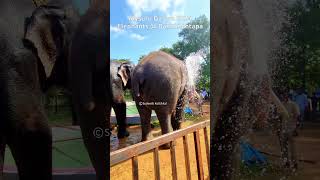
[211,0,292,179]
[110,61,134,138]
[0,1,55,179]
[22,1,110,179]
[118,51,188,142]
[69,0,110,179]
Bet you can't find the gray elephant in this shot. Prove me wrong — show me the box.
[0,0,57,179]
[0,0,109,179]
[22,1,110,179]
[68,0,110,179]
[110,61,134,138]
[118,51,188,143]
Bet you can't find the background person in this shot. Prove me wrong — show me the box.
[201,89,208,100]
[294,89,308,127]
[282,92,300,169]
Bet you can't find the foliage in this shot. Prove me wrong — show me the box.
[158,15,210,61]
[111,58,132,64]
[272,0,320,93]
[138,55,146,63]
[198,53,210,91]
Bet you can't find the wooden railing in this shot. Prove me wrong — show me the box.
[110,120,210,180]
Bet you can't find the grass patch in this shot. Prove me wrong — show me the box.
[151,120,161,128]
[124,90,133,101]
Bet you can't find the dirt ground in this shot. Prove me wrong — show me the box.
[110,102,210,180]
[244,122,320,180]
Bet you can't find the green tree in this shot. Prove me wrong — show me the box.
[138,55,146,63]
[111,58,132,64]
[272,0,320,93]
[176,15,210,59]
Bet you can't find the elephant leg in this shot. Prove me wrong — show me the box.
[7,119,52,180]
[113,102,129,138]
[137,105,152,141]
[71,102,79,125]
[0,137,5,178]
[170,113,180,131]
[288,135,298,170]
[156,111,173,135]
[211,91,254,180]
[156,111,173,149]
[278,130,290,168]
[77,101,110,180]
[172,89,187,130]
[212,117,243,180]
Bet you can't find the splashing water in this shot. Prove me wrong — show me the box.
[242,0,291,76]
[185,51,205,89]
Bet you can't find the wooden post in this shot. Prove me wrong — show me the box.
[194,130,204,180]
[153,147,160,180]
[204,127,210,171]
[183,135,191,180]
[132,156,139,180]
[170,141,178,180]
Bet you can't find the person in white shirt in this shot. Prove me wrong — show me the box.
[283,92,300,169]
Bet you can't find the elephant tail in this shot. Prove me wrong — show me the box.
[132,74,143,97]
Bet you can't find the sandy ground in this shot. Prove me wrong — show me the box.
[110,102,210,180]
[244,122,320,180]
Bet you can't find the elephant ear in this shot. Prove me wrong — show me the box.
[23,6,66,78]
[117,63,132,89]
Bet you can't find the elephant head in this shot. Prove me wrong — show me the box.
[22,5,79,90]
[112,62,134,103]
[110,61,134,138]
[117,62,134,88]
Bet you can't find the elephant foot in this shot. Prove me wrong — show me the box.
[159,143,171,150]
[141,133,153,142]
[117,129,130,139]
[159,141,175,150]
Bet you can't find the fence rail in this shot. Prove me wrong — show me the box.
[110,120,210,180]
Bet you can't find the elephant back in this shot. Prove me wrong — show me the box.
[132,51,187,110]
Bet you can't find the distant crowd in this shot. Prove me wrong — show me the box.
[185,88,209,115]
[289,88,320,124]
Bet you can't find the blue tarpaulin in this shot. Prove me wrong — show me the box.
[184,107,193,114]
[240,141,268,166]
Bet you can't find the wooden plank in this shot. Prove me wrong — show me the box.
[170,141,178,180]
[111,120,209,166]
[204,127,210,172]
[183,135,191,180]
[153,147,160,180]
[132,156,139,180]
[194,130,204,180]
